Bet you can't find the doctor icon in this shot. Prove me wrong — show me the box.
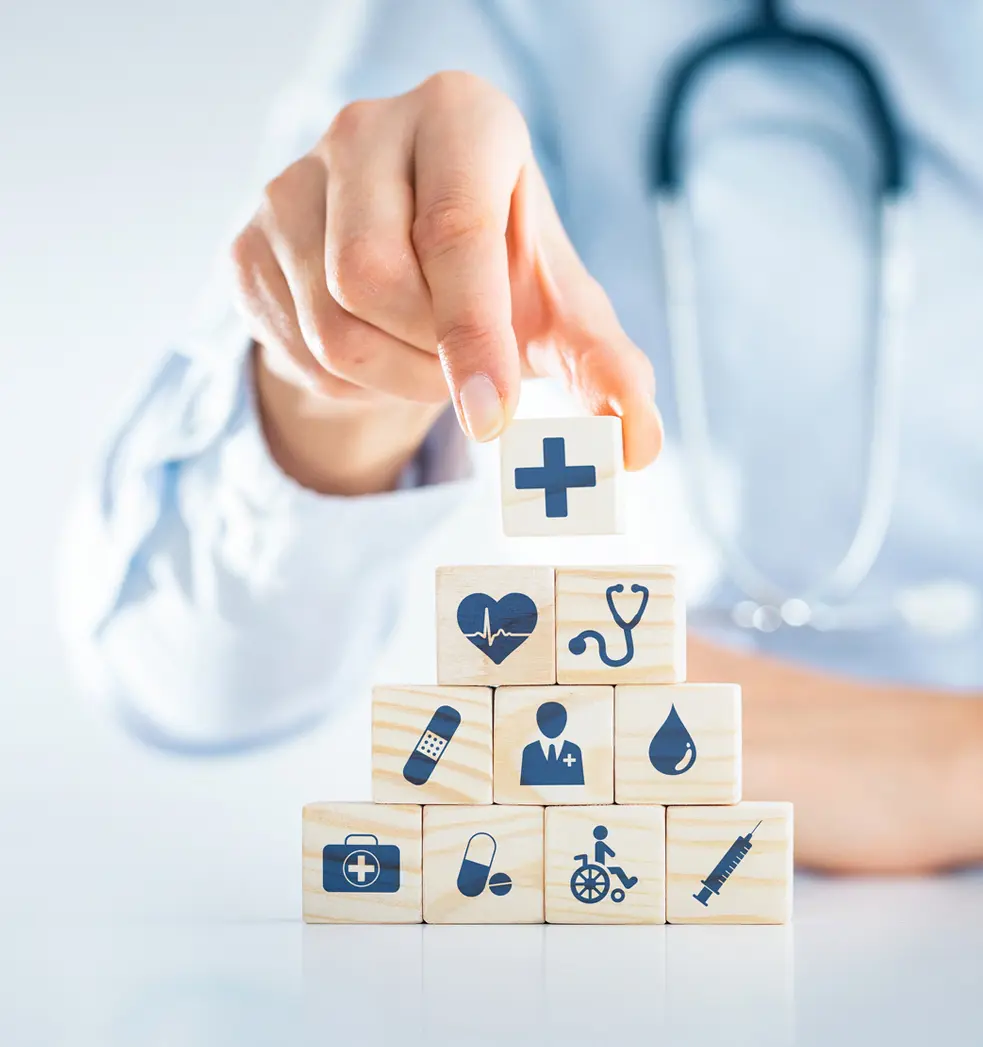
[520,701,584,787]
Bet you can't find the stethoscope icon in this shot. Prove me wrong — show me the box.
[568,584,650,667]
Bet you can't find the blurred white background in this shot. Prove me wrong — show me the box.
[0,0,350,926]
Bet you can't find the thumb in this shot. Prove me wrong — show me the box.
[519,169,664,471]
[538,312,664,472]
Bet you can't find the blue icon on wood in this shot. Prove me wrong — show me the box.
[402,705,461,785]
[569,826,638,905]
[693,821,762,907]
[513,436,596,518]
[649,704,697,775]
[323,834,400,893]
[520,701,584,786]
[457,592,537,664]
[457,831,513,898]
[568,583,649,667]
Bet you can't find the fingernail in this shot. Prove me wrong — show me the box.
[459,373,505,441]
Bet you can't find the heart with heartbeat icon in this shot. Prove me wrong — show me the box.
[456,592,538,665]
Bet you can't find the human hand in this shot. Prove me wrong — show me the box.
[688,635,983,873]
[231,72,663,493]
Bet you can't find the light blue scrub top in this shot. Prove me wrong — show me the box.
[59,0,983,750]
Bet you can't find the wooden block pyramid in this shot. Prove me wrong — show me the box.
[303,417,793,925]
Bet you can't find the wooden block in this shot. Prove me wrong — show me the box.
[545,805,666,924]
[422,805,545,924]
[666,801,794,924]
[615,684,741,805]
[499,417,625,537]
[493,685,613,805]
[436,565,556,686]
[302,802,422,924]
[556,565,686,684]
[372,685,492,804]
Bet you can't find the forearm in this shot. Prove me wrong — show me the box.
[61,339,470,750]
[688,636,983,873]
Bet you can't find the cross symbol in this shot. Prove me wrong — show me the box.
[562,752,578,768]
[514,437,597,518]
[347,853,376,883]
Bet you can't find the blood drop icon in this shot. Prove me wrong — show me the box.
[648,704,697,775]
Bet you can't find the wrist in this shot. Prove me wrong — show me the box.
[252,343,447,496]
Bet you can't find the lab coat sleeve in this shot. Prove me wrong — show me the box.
[57,0,556,752]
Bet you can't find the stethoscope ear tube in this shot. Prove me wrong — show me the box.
[655,188,912,633]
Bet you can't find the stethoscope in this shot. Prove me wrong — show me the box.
[652,0,913,633]
[569,584,650,667]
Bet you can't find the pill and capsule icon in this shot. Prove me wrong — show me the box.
[456,832,512,898]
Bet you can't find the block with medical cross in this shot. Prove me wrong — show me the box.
[498,416,626,537]
[303,802,423,924]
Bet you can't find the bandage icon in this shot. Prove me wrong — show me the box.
[402,704,461,785]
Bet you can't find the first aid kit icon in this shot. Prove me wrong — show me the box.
[322,834,401,894]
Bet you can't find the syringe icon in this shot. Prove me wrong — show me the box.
[693,821,762,907]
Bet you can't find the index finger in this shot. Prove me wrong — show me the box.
[410,74,531,442]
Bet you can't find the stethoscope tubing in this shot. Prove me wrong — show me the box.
[649,1,913,632]
[657,194,912,631]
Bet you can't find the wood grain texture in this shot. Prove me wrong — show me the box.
[666,802,793,925]
[493,685,614,805]
[499,417,625,537]
[372,685,493,804]
[423,805,545,924]
[436,565,556,686]
[302,802,422,924]
[615,684,742,805]
[545,805,665,924]
[556,565,686,684]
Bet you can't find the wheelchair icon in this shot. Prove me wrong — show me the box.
[569,825,638,905]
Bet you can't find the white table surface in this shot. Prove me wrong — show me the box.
[4,875,981,1047]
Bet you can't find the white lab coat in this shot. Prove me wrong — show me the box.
[59,0,983,750]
